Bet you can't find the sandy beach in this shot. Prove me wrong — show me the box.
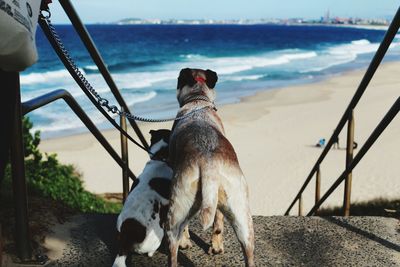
[39,62,400,216]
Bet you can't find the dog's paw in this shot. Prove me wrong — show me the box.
[209,228,224,255]
[208,237,225,254]
[179,237,193,250]
[208,243,224,255]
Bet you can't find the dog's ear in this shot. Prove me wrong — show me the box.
[205,69,218,89]
[149,129,171,145]
[149,130,157,146]
[159,129,171,143]
[177,68,195,89]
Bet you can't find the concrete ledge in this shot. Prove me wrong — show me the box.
[44,215,400,266]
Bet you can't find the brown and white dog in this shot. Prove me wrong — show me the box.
[113,129,173,267]
[166,68,255,267]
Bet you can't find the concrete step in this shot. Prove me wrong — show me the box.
[42,215,400,266]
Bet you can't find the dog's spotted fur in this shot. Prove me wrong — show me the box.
[112,129,173,267]
[166,68,255,267]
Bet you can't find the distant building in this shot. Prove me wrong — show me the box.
[322,9,330,23]
[114,15,390,26]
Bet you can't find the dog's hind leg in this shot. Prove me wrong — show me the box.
[199,167,219,230]
[113,232,128,267]
[166,203,193,267]
[209,209,224,254]
[113,218,147,267]
[112,255,127,267]
[223,180,255,267]
[165,172,198,267]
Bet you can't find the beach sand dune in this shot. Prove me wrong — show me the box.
[40,62,400,215]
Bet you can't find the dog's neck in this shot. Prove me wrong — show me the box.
[180,94,217,111]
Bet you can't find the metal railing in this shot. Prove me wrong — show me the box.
[285,7,400,216]
[2,0,399,264]
[22,89,137,182]
[0,0,150,263]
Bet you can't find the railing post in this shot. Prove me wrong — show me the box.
[343,110,355,216]
[5,71,32,260]
[120,110,129,203]
[298,195,303,216]
[315,166,321,215]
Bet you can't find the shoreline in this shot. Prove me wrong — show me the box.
[26,24,395,139]
[37,61,373,141]
[40,61,400,215]
[285,23,388,31]
[103,22,389,32]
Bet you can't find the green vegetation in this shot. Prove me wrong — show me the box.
[2,117,121,213]
[319,198,400,217]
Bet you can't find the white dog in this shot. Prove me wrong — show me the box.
[113,129,172,267]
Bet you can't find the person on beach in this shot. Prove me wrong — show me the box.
[333,135,340,149]
[316,138,326,147]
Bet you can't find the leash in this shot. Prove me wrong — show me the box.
[38,8,217,155]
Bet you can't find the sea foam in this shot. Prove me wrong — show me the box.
[22,31,400,136]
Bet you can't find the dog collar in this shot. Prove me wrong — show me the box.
[195,76,206,83]
[180,94,217,111]
[150,155,169,163]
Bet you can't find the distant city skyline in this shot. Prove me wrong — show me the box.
[48,0,399,24]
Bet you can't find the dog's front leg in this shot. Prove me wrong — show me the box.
[209,209,224,254]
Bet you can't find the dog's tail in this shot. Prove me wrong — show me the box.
[199,168,219,231]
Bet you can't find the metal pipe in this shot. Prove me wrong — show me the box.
[58,0,149,150]
[284,7,400,215]
[38,18,148,154]
[0,70,15,189]
[120,111,129,203]
[343,110,355,216]
[7,72,32,260]
[298,195,303,216]
[307,97,399,216]
[22,89,137,181]
[315,166,321,214]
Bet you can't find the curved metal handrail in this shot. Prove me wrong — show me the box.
[22,89,137,181]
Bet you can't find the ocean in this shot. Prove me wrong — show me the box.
[21,24,400,138]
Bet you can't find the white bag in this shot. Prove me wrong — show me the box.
[0,0,41,71]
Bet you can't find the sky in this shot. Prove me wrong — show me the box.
[48,0,399,24]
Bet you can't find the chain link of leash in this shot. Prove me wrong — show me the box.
[39,10,213,123]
